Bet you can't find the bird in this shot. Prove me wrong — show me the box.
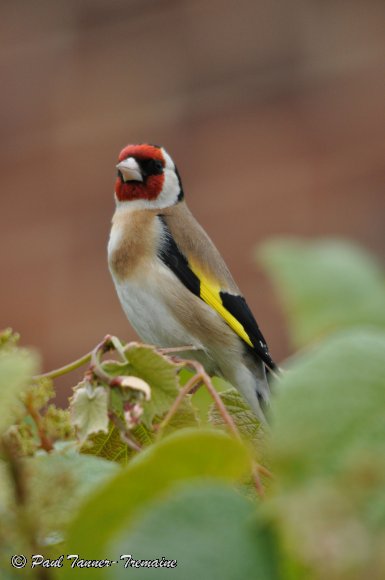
[108,143,277,422]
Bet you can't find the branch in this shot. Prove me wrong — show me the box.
[157,359,240,439]
[156,372,203,437]
[24,392,54,452]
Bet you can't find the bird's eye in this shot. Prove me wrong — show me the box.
[153,160,163,172]
[140,158,163,176]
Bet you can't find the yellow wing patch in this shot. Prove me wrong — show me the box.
[189,262,253,348]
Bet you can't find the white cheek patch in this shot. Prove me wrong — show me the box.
[162,149,175,169]
[157,167,180,207]
[155,147,180,207]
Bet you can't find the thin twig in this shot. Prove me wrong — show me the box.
[90,336,114,382]
[255,464,273,479]
[156,373,203,436]
[32,339,199,382]
[157,358,239,439]
[110,414,142,452]
[252,463,265,497]
[33,335,118,382]
[33,351,93,381]
[158,358,271,497]
[185,359,240,439]
[158,345,200,354]
[24,393,53,452]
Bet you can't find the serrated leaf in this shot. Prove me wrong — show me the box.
[124,345,179,427]
[70,383,109,443]
[0,350,37,434]
[131,423,154,447]
[81,422,154,465]
[258,239,385,347]
[65,429,252,572]
[81,424,133,465]
[209,387,262,442]
[108,483,282,580]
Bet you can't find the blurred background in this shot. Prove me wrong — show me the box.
[1,0,384,398]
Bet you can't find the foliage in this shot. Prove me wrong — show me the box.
[0,238,384,579]
[258,238,385,347]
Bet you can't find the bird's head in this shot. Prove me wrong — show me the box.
[115,144,183,209]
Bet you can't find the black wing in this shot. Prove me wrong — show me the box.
[158,216,277,371]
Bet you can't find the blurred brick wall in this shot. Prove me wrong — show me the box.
[1,0,384,398]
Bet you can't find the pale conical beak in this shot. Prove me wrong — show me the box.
[116,157,143,182]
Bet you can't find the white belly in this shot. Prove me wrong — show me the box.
[111,268,203,350]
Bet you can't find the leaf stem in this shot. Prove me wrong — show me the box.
[33,351,93,381]
[158,345,200,354]
[186,360,241,439]
[252,463,265,497]
[156,373,203,437]
[158,359,240,440]
[33,340,199,382]
[255,464,273,479]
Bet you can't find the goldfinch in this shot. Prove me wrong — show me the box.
[108,143,277,422]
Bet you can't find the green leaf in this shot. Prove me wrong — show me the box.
[258,239,385,347]
[26,451,119,540]
[81,420,155,465]
[0,350,37,434]
[160,396,199,434]
[269,329,385,578]
[107,483,282,580]
[109,387,124,416]
[131,423,154,447]
[64,429,251,573]
[124,345,179,427]
[70,382,109,443]
[209,388,263,448]
[270,329,385,484]
[99,360,131,377]
[81,423,133,465]
[189,373,230,424]
[209,389,270,496]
